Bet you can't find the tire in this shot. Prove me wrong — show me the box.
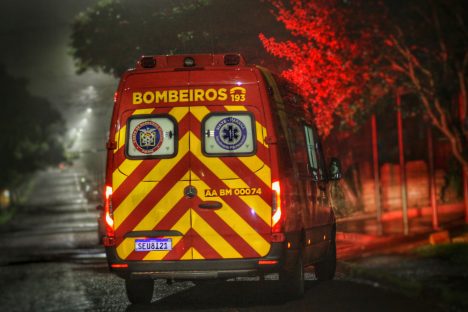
[314,226,336,281]
[125,279,154,304]
[279,251,304,299]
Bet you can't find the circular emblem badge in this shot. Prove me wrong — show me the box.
[214,117,247,151]
[132,120,164,154]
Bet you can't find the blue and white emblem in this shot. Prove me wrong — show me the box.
[214,117,247,150]
[132,120,163,154]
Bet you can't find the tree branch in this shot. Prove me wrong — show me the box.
[430,0,448,67]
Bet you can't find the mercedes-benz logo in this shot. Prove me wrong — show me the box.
[184,185,197,199]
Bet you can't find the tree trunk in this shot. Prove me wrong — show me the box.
[464,164,468,224]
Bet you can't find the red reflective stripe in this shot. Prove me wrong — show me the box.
[212,157,270,202]
[150,197,189,231]
[113,148,126,170]
[258,260,277,265]
[192,196,261,258]
[191,157,270,232]
[191,229,222,259]
[124,198,190,261]
[111,263,128,268]
[115,155,190,236]
[162,235,191,260]
[112,160,161,208]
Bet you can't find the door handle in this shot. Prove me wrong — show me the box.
[198,201,223,210]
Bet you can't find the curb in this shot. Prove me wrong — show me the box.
[336,231,442,260]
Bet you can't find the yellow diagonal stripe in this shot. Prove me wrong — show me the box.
[170,107,191,122]
[180,248,193,260]
[115,210,191,260]
[116,238,135,260]
[191,135,271,225]
[224,105,268,147]
[133,181,186,231]
[142,236,183,261]
[255,122,268,148]
[115,109,156,153]
[114,133,190,230]
[192,210,242,259]
[114,180,156,230]
[143,210,191,261]
[192,247,204,260]
[237,157,271,187]
[113,160,142,191]
[192,174,270,257]
[224,105,246,111]
[190,106,211,121]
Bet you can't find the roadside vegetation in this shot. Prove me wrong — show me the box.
[344,232,468,312]
[0,65,65,214]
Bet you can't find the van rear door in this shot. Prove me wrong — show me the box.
[188,87,272,260]
[112,105,193,262]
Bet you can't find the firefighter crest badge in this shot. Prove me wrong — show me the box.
[132,120,164,154]
[214,117,247,151]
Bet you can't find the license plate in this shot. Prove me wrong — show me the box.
[135,238,172,251]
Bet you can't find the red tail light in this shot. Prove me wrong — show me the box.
[271,180,283,233]
[104,185,114,237]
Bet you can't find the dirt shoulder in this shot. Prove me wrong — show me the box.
[339,227,468,312]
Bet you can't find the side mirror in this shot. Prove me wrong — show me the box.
[328,157,342,180]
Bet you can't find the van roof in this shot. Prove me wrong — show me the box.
[134,53,247,71]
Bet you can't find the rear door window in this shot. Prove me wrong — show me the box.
[126,114,177,159]
[202,112,256,156]
[304,125,325,180]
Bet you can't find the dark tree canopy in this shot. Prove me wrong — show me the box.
[70,0,288,76]
[0,66,65,189]
[260,0,467,169]
[383,0,468,167]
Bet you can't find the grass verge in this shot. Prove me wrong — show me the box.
[0,207,15,225]
[343,241,468,312]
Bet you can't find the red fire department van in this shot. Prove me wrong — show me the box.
[101,53,341,304]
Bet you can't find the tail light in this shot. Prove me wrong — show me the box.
[104,185,114,238]
[271,180,283,233]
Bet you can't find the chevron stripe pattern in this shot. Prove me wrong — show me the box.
[111,105,272,261]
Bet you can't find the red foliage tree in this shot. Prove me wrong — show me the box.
[260,0,384,136]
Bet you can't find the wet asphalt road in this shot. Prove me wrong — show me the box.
[0,167,441,312]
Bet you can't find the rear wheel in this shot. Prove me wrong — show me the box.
[314,226,336,281]
[279,251,304,299]
[125,279,154,304]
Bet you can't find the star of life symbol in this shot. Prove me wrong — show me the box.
[214,117,247,150]
[132,120,163,154]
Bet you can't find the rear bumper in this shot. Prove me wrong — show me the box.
[106,242,288,280]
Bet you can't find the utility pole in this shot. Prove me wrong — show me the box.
[397,93,409,235]
[459,92,468,224]
[371,115,382,235]
[427,126,439,230]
